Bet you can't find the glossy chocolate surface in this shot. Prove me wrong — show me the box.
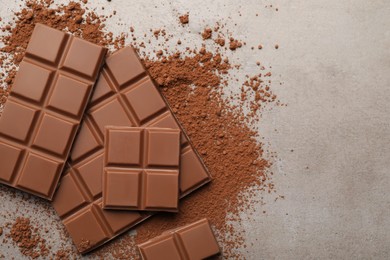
[0,24,106,200]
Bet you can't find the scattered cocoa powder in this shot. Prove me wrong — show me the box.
[229,37,243,50]
[0,1,280,259]
[215,37,225,47]
[144,49,229,88]
[54,250,68,260]
[0,226,3,236]
[179,13,189,25]
[7,217,49,259]
[202,27,213,40]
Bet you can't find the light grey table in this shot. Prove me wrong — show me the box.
[0,0,389,259]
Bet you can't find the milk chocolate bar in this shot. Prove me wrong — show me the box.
[0,24,106,200]
[103,126,180,212]
[52,47,211,253]
[138,218,220,260]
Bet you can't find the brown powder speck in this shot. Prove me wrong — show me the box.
[75,15,83,24]
[153,29,160,38]
[229,38,242,50]
[202,27,213,40]
[78,239,91,252]
[156,50,163,57]
[179,13,189,25]
[54,250,68,260]
[275,44,279,49]
[25,12,33,20]
[258,44,263,49]
[0,227,3,236]
[215,37,225,47]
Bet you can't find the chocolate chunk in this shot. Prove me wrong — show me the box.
[0,23,106,200]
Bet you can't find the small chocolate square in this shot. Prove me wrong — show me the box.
[0,100,38,142]
[105,47,145,88]
[47,74,91,118]
[123,79,166,124]
[146,129,181,166]
[103,170,141,208]
[16,152,62,197]
[26,24,67,65]
[11,61,53,103]
[144,170,179,210]
[105,128,141,166]
[62,37,106,79]
[32,113,77,157]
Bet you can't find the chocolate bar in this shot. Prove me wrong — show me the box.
[0,24,106,200]
[103,126,180,212]
[138,218,220,260]
[52,47,211,253]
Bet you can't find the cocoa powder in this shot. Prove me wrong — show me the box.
[7,217,49,259]
[229,37,243,50]
[179,13,189,25]
[0,1,279,259]
[202,27,213,40]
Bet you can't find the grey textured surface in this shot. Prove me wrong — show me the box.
[0,0,390,259]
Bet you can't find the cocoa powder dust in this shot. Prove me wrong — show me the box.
[0,1,279,259]
[7,217,49,259]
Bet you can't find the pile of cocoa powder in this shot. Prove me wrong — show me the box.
[0,1,279,259]
[6,217,48,258]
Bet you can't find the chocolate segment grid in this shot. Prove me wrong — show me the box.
[103,126,180,211]
[138,218,220,260]
[52,47,211,253]
[0,24,107,200]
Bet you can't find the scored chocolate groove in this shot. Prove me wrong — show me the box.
[52,47,211,253]
[0,24,107,200]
